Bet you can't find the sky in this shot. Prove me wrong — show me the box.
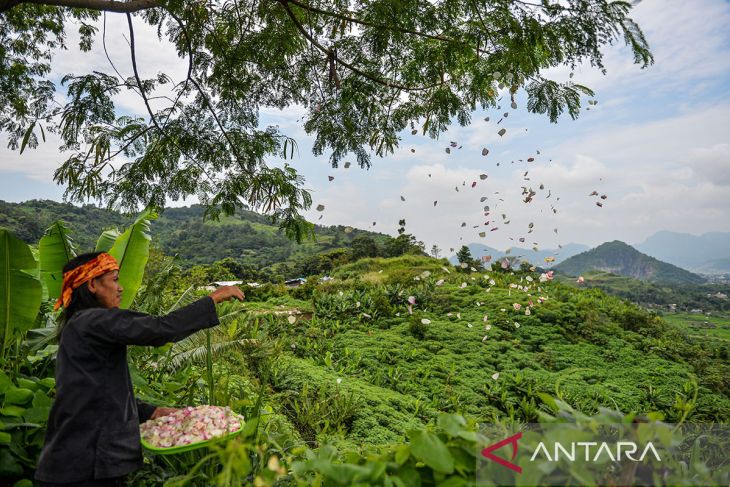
[1,0,729,256]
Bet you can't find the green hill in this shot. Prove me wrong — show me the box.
[0,199,395,273]
[554,240,705,285]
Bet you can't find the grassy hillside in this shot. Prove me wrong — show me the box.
[554,240,705,285]
[159,255,730,454]
[0,199,393,271]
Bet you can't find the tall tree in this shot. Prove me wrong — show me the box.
[456,245,474,265]
[1,1,652,241]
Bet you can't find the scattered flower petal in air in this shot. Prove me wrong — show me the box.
[328,176,334,181]
[287,315,296,324]
[513,303,522,311]
[498,128,507,137]
[421,318,431,325]
[407,296,416,305]
[492,372,500,380]
[344,162,351,168]
[577,276,585,284]
[436,279,445,286]
[460,282,467,288]
[316,204,325,212]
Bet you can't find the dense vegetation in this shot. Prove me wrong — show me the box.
[0,200,425,283]
[557,270,730,313]
[1,214,729,485]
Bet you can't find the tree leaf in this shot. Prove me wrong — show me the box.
[19,121,35,155]
[39,220,77,302]
[0,229,42,353]
[95,228,121,253]
[408,429,454,474]
[108,209,158,308]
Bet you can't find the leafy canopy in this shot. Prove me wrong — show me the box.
[0,0,652,240]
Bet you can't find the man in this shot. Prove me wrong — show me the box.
[35,252,244,486]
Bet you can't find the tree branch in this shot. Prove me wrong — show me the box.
[1,0,159,13]
[278,0,444,92]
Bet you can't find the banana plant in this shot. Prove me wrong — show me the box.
[38,221,77,301]
[95,228,121,253]
[108,209,158,309]
[0,229,42,361]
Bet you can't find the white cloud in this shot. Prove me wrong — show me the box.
[686,144,730,186]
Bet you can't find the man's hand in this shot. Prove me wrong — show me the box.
[151,407,179,420]
[209,285,245,304]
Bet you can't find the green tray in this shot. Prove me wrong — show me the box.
[141,418,245,455]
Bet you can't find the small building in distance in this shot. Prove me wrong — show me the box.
[284,277,307,288]
[200,280,245,292]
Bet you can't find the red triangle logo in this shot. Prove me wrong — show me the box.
[481,431,523,473]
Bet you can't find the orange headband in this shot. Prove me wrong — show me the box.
[54,253,120,311]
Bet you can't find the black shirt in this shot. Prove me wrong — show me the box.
[35,297,220,483]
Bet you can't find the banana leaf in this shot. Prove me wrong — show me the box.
[95,228,121,253]
[0,229,43,353]
[108,209,158,309]
[39,221,77,301]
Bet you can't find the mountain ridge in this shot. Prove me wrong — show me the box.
[554,240,705,285]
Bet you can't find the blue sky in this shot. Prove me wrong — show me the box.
[1,0,729,255]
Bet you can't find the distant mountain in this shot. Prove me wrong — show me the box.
[554,241,706,285]
[692,258,730,276]
[449,242,589,266]
[635,231,730,274]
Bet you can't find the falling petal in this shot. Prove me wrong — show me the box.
[287,315,296,324]
[445,147,451,154]
[316,204,325,212]
[498,128,506,137]
[491,372,499,380]
[401,195,405,201]
[328,176,334,181]
[421,318,431,325]
[344,162,351,168]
